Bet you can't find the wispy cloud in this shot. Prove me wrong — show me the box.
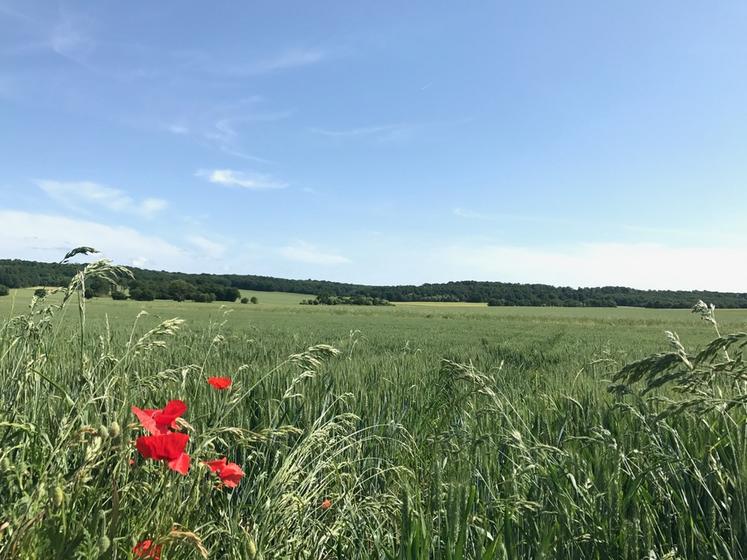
[279,241,350,265]
[187,235,227,259]
[36,180,168,218]
[453,207,572,226]
[196,169,287,190]
[311,118,472,144]
[453,208,496,221]
[48,13,95,62]
[310,123,412,141]
[166,123,189,135]
[221,47,326,76]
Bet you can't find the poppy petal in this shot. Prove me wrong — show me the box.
[207,377,232,390]
[131,406,159,435]
[154,399,187,428]
[168,452,191,475]
[204,457,228,473]
[219,462,245,488]
[136,432,189,461]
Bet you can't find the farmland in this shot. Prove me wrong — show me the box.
[1,274,747,559]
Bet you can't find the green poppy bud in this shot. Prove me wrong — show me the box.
[108,421,121,439]
[246,537,257,559]
[98,535,111,553]
[52,486,64,508]
[97,425,109,439]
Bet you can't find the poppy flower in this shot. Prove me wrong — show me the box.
[132,400,187,434]
[204,457,245,488]
[136,432,191,475]
[207,376,232,390]
[321,499,332,510]
[133,539,162,559]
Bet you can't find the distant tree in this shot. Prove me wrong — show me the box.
[130,287,155,301]
[168,279,195,302]
[192,292,216,303]
[240,297,249,304]
[111,290,128,301]
[213,286,241,302]
[0,285,8,296]
[88,277,111,297]
[250,296,258,304]
[84,288,95,299]
[34,288,47,298]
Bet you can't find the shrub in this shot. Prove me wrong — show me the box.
[34,288,47,298]
[192,292,216,303]
[0,285,8,297]
[111,290,128,301]
[130,287,155,301]
[250,296,258,304]
[240,297,249,304]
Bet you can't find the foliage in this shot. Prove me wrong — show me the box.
[0,284,8,297]
[4,258,747,307]
[300,294,392,306]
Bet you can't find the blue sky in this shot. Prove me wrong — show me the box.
[2,1,747,290]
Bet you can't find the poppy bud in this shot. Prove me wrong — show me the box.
[52,486,64,508]
[96,510,106,524]
[98,535,111,553]
[1,457,9,471]
[97,425,109,439]
[246,537,257,559]
[108,421,121,439]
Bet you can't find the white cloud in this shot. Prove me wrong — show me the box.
[435,242,747,292]
[0,210,187,269]
[187,235,226,258]
[36,180,168,218]
[279,241,350,265]
[197,169,287,190]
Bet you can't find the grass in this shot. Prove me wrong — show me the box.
[1,262,747,559]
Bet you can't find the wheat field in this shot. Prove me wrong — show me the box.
[1,263,746,559]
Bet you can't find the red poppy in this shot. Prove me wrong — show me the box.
[321,499,332,510]
[132,400,187,434]
[207,376,232,390]
[136,432,191,475]
[133,539,162,559]
[204,456,245,488]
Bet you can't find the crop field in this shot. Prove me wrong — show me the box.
[2,271,747,559]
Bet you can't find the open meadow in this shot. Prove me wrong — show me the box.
[2,278,747,559]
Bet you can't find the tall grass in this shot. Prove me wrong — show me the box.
[1,259,745,558]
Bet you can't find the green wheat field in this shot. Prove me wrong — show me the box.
[2,270,747,559]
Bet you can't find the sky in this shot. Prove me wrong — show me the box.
[1,1,747,291]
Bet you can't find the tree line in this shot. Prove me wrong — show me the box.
[1,258,746,308]
[300,294,392,306]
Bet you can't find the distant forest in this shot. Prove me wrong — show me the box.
[1,258,746,308]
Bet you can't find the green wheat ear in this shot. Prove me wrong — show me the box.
[61,246,99,263]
